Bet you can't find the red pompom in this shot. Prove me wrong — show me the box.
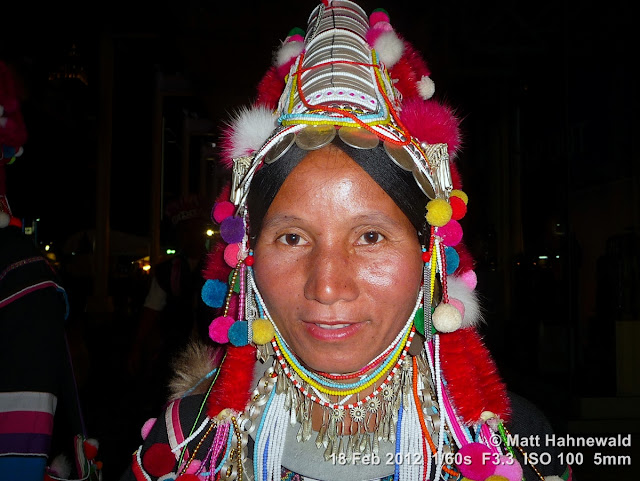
[245,255,254,266]
[450,196,467,220]
[83,439,99,460]
[142,443,175,477]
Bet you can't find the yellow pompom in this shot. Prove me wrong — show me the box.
[252,318,275,345]
[485,476,509,481]
[450,189,468,205]
[425,199,452,227]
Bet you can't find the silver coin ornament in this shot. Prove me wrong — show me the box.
[338,126,380,149]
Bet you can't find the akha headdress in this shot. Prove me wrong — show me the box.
[138,2,520,480]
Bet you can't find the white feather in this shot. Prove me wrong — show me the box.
[275,41,304,67]
[447,275,483,327]
[228,105,278,158]
[373,31,404,68]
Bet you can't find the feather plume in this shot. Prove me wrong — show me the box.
[447,275,482,328]
[167,340,224,400]
[219,105,278,168]
[399,97,462,158]
[440,328,510,424]
[207,344,257,417]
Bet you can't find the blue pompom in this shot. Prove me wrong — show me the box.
[228,320,249,346]
[444,246,460,274]
[201,279,228,308]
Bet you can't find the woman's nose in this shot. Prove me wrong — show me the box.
[303,244,359,305]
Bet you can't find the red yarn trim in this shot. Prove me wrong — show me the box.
[207,344,257,418]
[439,328,510,424]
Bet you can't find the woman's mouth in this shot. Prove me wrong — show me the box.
[315,323,351,330]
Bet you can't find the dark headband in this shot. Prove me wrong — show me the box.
[247,138,428,241]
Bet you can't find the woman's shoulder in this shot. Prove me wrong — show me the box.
[119,341,226,481]
[119,392,215,481]
[506,391,574,480]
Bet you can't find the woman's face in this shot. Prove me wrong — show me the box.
[253,145,423,374]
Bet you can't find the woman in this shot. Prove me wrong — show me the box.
[121,2,572,480]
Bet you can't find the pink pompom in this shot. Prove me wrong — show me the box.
[365,21,393,46]
[141,417,157,440]
[224,243,241,267]
[438,219,463,247]
[457,442,496,481]
[212,201,235,223]
[286,34,305,43]
[493,456,523,481]
[460,269,478,290]
[448,297,466,321]
[209,316,235,344]
[184,459,202,474]
[369,10,390,25]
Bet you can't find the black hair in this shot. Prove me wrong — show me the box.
[246,138,428,242]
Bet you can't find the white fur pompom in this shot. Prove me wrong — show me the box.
[447,275,483,328]
[0,212,10,228]
[373,31,404,68]
[48,454,72,478]
[417,75,436,100]
[275,41,304,68]
[433,303,463,333]
[227,105,279,158]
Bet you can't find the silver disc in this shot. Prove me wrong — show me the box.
[338,127,379,149]
[295,125,336,151]
[412,170,437,200]
[383,141,415,172]
[263,132,296,164]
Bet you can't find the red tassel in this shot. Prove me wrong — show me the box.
[207,344,257,417]
[439,328,510,424]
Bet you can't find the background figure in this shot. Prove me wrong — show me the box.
[0,59,99,481]
[128,194,214,414]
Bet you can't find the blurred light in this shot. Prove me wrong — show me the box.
[538,255,548,260]
[45,244,50,251]
[206,229,214,237]
[142,264,151,272]
[556,255,560,259]
[166,248,176,255]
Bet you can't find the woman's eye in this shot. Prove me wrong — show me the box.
[277,233,308,246]
[359,231,384,245]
